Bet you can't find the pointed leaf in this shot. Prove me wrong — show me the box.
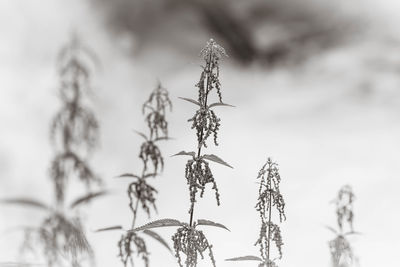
[95,225,123,232]
[143,230,172,252]
[130,219,183,232]
[344,231,362,236]
[115,173,141,179]
[197,219,230,231]
[325,225,338,234]
[0,262,45,267]
[0,198,50,211]
[154,136,173,142]
[70,190,108,209]
[209,102,235,108]
[143,173,157,179]
[172,151,196,158]
[225,256,263,262]
[203,154,233,168]
[133,130,148,140]
[178,97,201,106]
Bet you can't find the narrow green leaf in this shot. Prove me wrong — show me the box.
[130,219,183,232]
[178,97,201,106]
[143,229,172,252]
[0,198,50,211]
[203,154,233,168]
[209,102,235,108]
[172,151,196,158]
[225,256,262,262]
[70,190,108,209]
[95,226,123,232]
[197,219,230,231]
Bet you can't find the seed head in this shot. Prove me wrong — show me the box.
[185,157,220,214]
[172,224,216,267]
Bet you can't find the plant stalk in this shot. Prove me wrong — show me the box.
[189,49,213,227]
[266,187,272,262]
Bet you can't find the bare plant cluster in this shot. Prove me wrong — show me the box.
[2,36,106,267]
[1,37,361,267]
[97,82,173,267]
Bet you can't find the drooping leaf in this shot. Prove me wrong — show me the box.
[143,229,172,252]
[172,151,196,158]
[0,198,50,211]
[154,136,173,142]
[115,173,141,179]
[209,102,235,108]
[0,261,45,267]
[203,154,233,168]
[344,231,362,236]
[95,225,123,232]
[178,97,201,106]
[133,130,148,140]
[197,219,230,231]
[143,173,158,179]
[70,190,108,209]
[325,225,338,234]
[130,219,183,232]
[225,256,263,262]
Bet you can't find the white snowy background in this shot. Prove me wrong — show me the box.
[1,0,400,267]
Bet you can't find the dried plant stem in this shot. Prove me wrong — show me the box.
[266,188,272,261]
[131,197,140,229]
[189,48,213,227]
[131,39,230,267]
[226,158,286,267]
[105,83,172,267]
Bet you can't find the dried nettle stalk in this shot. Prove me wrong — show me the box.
[226,158,286,267]
[129,39,233,267]
[97,83,173,267]
[327,185,358,267]
[1,36,105,267]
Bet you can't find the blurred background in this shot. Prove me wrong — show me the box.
[1,0,400,266]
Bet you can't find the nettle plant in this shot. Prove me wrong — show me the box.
[227,158,286,267]
[129,39,233,267]
[1,36,105,267]
[97,83,173,267]
[327,185,359,267]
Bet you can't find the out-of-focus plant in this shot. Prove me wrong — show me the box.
[96,82,173,267]
[1,35,105,267]
[226,158,286,267]
[326,185,359,267]
[129,38,233,267]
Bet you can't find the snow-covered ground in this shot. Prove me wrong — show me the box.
[1,1,400,267]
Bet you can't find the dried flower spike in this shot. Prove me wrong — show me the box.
[126,39,232,267]
[98,82,172,267]
[226,158,286,267]
[328,185,358,267]
[50,35,101,204]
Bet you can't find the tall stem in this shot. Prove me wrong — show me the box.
[131,198,140,229]
[266,187,272,262]
[189,51,213,227]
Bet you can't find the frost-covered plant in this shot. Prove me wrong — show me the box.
[130,39,233,267]
[97,82,173,267]
[0,35,105,267]
[327,185,358,267]
[226,158,286,267]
